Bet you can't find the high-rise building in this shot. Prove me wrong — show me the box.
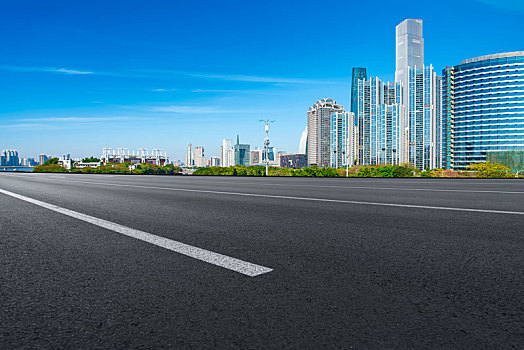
[394,19,439,169]
[221,139,233,167]
[406,65,439,169]
[357,78,401,165]
[1,150,19,166]
[234,135,250,166]
[210,156,220,167]
[351,68,367,117]
[435,75,444,169]
[39,154,51,165]
[307,98,344,167]
[194,146,206,167]
[330,111,356,168]
[299,126,308,154]
[185,143,193,166]
[443,51,524,169]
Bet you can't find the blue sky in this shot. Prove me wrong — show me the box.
[1,0,523,160]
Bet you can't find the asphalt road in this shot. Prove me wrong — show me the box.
[1,173,523,349]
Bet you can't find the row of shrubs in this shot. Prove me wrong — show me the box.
[33,159,517,178]
[193,164,419,177]
[194,162,519,178]
[33,162,182,175]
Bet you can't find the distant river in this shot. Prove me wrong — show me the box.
[0,167,34,172]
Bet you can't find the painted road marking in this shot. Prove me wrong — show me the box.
[0,188,272,277]
[10,177,524,216]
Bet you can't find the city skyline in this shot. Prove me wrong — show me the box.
[1,0,523,161]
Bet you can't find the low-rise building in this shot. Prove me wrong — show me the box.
[280,154,307,169]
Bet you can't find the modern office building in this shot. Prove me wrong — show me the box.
[39,154,51,165]
[442,51,524,169]
[357,78,402,165]
[221,139,233,167]
[406,65,440,169]
[351,68,367,117]
[299,126,308,154]
[186,143,193,166]
[234,135,250,166]
[435,75,444,169]
[194,146,206,167]
[210,156,220,167]
[330,111,355,168]
[394,19,440,169]
[307,98,344,167]
[1,150,19,166]
[280,154,307,169]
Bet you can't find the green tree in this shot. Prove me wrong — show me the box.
[467,161,511,178]
[82,156,100,162]
[43,158,59,165]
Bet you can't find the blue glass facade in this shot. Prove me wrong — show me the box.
[330,111,354,167]
[351,68,367,120]
[357,78,401,165]
[407,66,437,170]
[443,52,524,169]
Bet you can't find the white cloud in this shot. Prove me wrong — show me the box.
[152,88,177,92]
[0,65,93,75]
[53,68,93,75]
[134,68,344,85]
[189,73,340,85]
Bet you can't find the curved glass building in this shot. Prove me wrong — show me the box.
[443,51,524,169]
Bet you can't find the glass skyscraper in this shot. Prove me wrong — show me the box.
[394,19,440,169]
[330,111,355,168]
[442,51,524,169]
[357,78,401,165]
[351,68,367,118]
[234,135,250,166]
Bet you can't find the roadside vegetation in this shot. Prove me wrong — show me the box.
[194,164,418,177]
[33,162,182,175]
[33,160,520,178]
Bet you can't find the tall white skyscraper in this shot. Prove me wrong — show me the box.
[220,139,233,167]
[299,126,307,154]
[395,19,424,164]
[185,143,193,166]
[394,19,439,169]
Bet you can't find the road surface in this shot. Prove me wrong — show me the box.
[1,173,523,349]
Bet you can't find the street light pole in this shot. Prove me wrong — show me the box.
[259,119,274,176]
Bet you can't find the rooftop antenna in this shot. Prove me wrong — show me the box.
[259,119,275,176]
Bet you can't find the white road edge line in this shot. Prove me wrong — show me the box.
[14,177,524,216]
[0,188,273,277]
